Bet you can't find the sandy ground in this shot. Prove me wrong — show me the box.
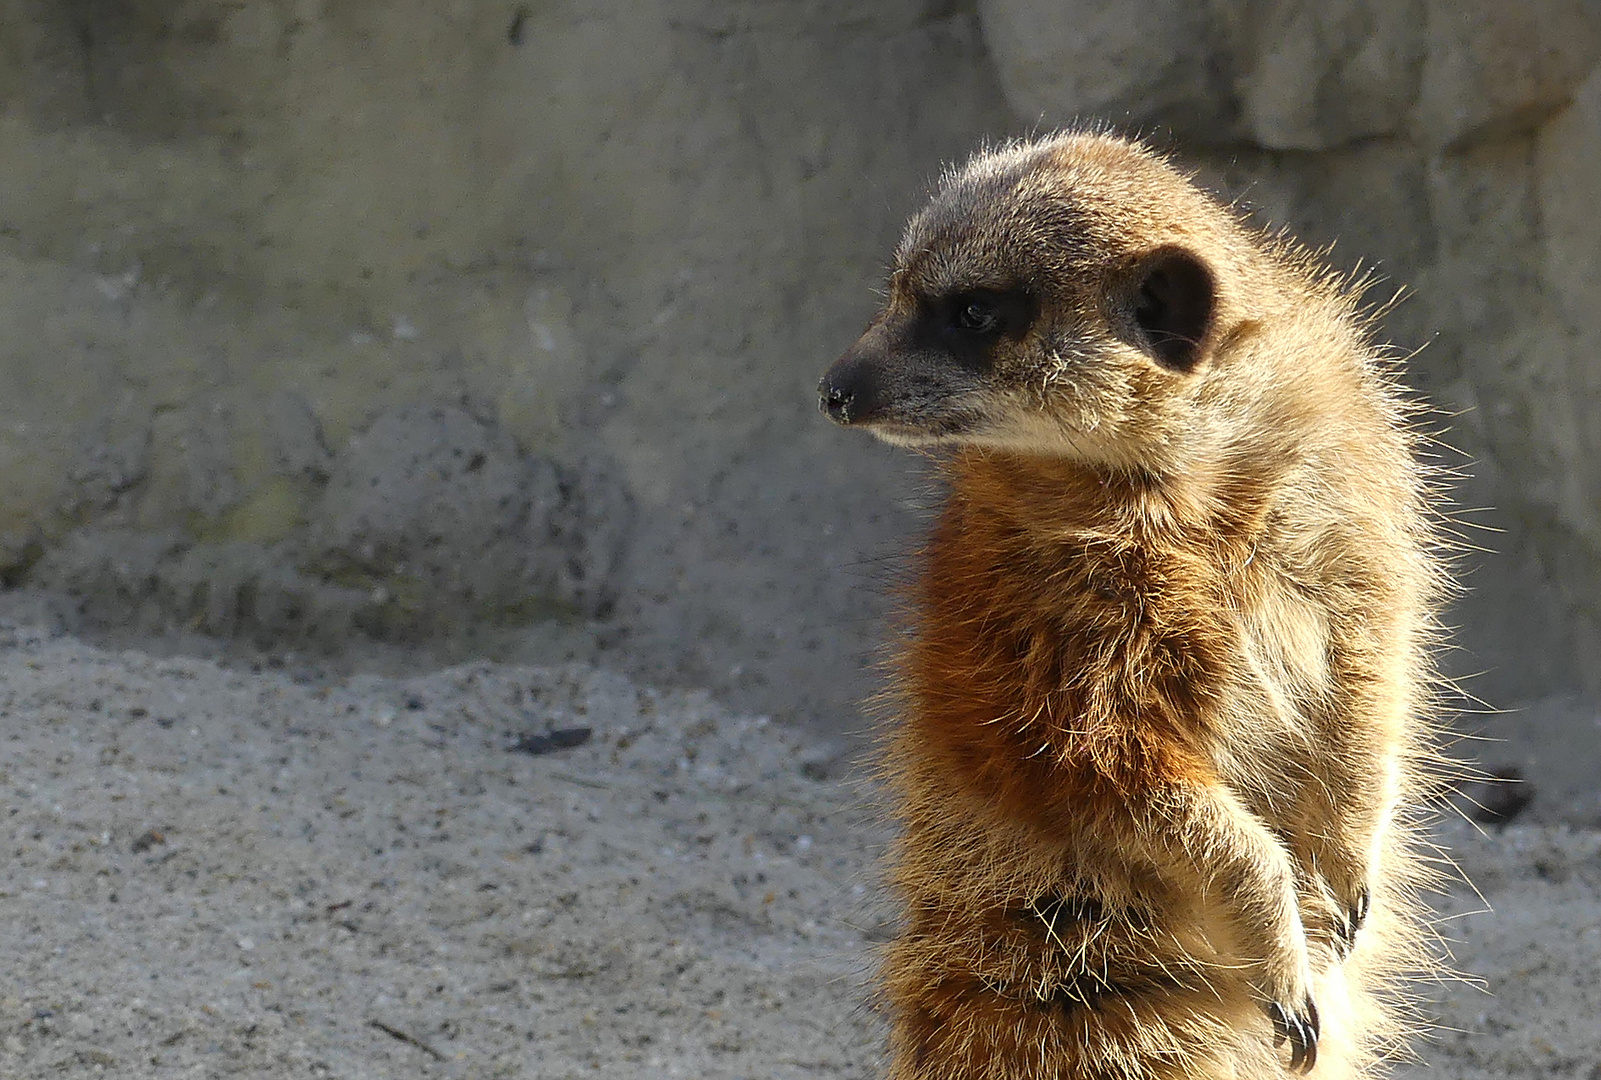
[1,615,1597,1079]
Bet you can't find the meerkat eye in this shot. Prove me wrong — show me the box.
[954,299,1001,335]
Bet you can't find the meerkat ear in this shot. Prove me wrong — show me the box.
[1130,246,1214,372]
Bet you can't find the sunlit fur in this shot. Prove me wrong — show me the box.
[840,133,1452,1079]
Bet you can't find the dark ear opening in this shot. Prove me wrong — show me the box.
[1131,247,1214,372]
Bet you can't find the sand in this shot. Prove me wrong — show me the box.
[1,615,1596,1078]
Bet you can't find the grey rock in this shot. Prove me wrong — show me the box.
[304,404,632,621]
[1416,0,1601,150]
[137,401,242,525]
[30,527,371,648]
[264,391,333,483]
[1225,0,1425,149]
[983,0,1598,151]
[63,395,152,519]
[978,0,1231,139]
[981,0,1427,149]
[1536,65,1601,329]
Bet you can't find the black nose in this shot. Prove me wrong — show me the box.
[821,332,889,426]
[820,379,855,423]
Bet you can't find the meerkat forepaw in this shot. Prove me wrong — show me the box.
[1268,996,1321,1073]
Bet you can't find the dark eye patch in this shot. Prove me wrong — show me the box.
[907,287,1032,373]
[939,288,1035,340]
[895,287,1037,376]
[907,288,1036,376]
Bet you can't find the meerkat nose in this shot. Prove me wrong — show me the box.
[823,325,898,426]
[820,379,856,423]
[820,347,886,425]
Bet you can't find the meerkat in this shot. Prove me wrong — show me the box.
[818,132,1448,1079]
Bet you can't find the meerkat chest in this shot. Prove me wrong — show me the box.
[911,524,1245,821]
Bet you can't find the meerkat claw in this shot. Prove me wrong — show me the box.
[1334,886,1372,957]
[1352,886,1372,930]
[1269,997,1321,1073]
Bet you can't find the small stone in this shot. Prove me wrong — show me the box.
[130,830,166,854]
[509,727,592,756]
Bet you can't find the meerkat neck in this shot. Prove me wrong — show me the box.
[945,447,1276,557]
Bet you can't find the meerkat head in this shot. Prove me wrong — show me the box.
[820,133,1264,473]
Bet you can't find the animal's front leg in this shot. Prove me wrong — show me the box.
[1147,781,1322,1073]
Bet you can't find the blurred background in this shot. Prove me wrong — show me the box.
[0,1,1597,817]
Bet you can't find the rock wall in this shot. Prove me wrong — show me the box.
[0,0,1596,732]
[0,0,1017,728]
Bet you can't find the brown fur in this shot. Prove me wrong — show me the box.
[819,133,1449,1079]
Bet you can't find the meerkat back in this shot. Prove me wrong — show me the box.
[819,133,1447,1080]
